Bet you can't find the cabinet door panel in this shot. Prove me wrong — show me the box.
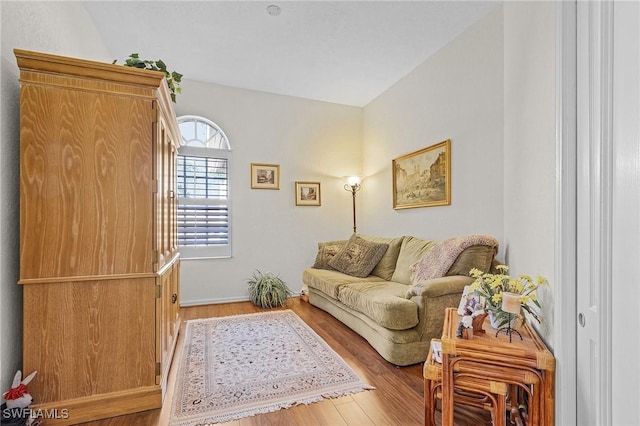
[156,260,180,392]
[23,278,156,402]
[20,85,154,279]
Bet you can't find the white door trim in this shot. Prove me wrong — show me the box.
[554,1,577,424]
[575,1,614,424]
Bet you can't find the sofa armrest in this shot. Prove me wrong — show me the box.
[405,275,474,343]
[405,275,474,299]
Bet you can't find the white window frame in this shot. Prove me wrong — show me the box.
[177,116,232,259]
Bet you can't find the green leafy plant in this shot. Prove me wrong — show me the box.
[113,53,183,102]
[469,264,548,327]
[247,270,293,308]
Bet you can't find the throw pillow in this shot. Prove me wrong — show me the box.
[358,235,404,281]
[312,240,348,270]
[446,245,496,276]
[328,235,389,278]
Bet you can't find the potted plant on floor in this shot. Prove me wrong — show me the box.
[247,270,293,308]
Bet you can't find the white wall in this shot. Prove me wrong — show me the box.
[361,7,504,244]
[0,1,111,397]
[503,1,556,345]
[174,80,362,305]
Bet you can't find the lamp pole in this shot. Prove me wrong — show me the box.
[344,177,361,234]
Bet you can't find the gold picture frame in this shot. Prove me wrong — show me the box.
[392,139,451,209]
[251,163,280,190]
[295,181,321,206]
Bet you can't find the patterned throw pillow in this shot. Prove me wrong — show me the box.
[328,235,389,278]
[312,240,348,269]
[358,235,404,280]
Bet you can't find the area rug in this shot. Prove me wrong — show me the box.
[170,310,374,425]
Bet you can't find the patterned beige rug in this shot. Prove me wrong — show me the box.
[170,310,374,425]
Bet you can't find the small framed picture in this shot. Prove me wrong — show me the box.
[457,285,485,316]
[295,181,321,206]
[251,163,280,190]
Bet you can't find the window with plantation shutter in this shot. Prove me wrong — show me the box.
[177,116,231,258]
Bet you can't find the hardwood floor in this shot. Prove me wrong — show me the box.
[80,297,490,426]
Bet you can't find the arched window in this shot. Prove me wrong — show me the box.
[177,115,231,258]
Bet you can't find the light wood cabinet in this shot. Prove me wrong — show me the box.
[15,49,181,424]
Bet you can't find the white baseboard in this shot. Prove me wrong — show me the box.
[180,296,250,307]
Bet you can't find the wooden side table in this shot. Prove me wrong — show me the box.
[424,343,508,426]
[439,308,555,426]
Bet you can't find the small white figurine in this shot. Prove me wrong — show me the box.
[3,370,37,409]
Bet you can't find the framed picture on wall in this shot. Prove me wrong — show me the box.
[251,163,280,190]
[295,181,321,206]
[392,139,451,209]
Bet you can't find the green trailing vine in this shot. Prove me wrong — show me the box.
[114,53,183,102]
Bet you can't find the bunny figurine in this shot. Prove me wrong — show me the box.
[3,370,37,409]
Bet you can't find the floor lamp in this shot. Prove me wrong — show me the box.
[344,176,361,234]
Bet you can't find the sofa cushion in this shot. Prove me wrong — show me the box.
[359,235,404,280]
[390,236,438,285]
[328,235,389,278]
[303,268,386,299]
[446,245,496,276]
[337,281,419,330]
[312,240,348,270]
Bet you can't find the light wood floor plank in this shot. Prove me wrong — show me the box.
[333,398,374,425]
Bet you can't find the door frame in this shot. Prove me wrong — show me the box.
[556,1,618,424]
[554,1,577,424]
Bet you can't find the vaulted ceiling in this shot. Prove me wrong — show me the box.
[85,1,498,106]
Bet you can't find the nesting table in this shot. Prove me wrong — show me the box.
[424,307,555,425]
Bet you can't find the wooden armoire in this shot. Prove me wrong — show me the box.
[15,49,181,424]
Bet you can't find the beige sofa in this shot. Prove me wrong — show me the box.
[302,234,497,366]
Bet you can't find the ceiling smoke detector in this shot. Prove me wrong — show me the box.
[266,4,281,16]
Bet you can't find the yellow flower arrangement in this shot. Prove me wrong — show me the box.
[469,265,548,326]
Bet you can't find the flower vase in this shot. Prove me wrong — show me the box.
[488,311,499,329]
[488,310,517,329]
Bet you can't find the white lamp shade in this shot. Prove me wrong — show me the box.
[501,292,522,314]
[347,176,361,186]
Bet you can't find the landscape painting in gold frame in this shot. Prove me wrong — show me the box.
[392,139,451,209]
[251,163,280,189]
[295,181,321,206]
